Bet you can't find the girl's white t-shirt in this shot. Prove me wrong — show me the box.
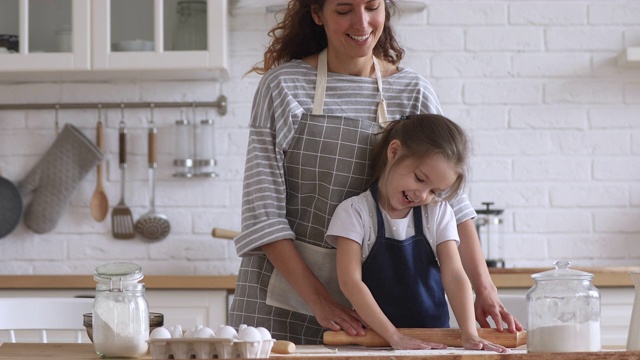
[326,190,460,262]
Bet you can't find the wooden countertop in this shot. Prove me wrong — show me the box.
[0,343,638,360]
[0,275,237,290]
[488,266,640,288]
[0,267,637,290]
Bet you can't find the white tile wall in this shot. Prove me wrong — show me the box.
[0,1,639,275]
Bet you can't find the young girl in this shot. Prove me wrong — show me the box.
[326,114,509,352]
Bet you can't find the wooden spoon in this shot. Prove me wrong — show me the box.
[90,118,109,222]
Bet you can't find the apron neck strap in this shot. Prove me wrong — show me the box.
[312,48,388,126]
[312,49,329,115]
[372,56,388,127]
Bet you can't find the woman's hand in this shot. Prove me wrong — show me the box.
[310,296,366,336]
[388,332,447,350]
[474,291,524,332]
[456,220,524,332]
[462,334,510,353]
[262,240,366,336]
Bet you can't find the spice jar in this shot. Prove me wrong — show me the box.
[526,260,601,353]
[194,118,217,177]
[93,262,149,358]
[173,118,193,177]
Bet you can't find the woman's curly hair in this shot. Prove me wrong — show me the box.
[249,0,403,75]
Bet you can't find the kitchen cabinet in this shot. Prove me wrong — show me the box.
[0,0,90,72]
[0,288,230,343]
[0,0,228,82]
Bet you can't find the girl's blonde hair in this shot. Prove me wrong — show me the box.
[370,114,470,202]
[248,0,404,75]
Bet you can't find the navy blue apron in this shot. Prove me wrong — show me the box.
[361,182,450,328]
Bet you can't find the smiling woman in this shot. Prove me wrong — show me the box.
[228,0,521,346]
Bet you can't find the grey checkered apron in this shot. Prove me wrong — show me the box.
[229,49,387,345]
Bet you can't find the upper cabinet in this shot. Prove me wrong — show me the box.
[0,0,228,82]
[0,0,91,72]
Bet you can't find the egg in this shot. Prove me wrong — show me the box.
[170,324,183,338]
[184,325,202,338]
[195,326,216,338]
[238,326,262,342]
[256,327,272,340]
[215,325,238,340]
[149,326,172,339]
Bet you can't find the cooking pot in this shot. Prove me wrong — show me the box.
[0,34,19,52]
[0,167,22,238]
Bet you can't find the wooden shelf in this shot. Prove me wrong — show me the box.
[618,47,640,67]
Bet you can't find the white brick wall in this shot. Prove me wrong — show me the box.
[0,0,639,275]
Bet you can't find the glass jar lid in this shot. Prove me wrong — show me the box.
[94,262,144,284]
[531,260,594,281]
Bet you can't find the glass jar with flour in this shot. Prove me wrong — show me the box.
[93,262,149,358]
[526,260,601,353]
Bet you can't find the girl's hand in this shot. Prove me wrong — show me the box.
[388,333,447,350]
[462,335,510,353]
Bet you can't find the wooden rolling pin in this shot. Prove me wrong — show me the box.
[211,227,239,239]
[324,328,527,348]
[272,340,296,354]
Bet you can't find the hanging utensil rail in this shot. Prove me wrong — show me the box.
[0,95,227,116]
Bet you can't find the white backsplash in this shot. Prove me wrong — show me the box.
[0,0,639,275]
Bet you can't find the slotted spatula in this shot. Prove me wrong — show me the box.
[111,117,135,239]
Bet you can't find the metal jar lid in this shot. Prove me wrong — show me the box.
[531,260,594,282]
[94,262,144,285]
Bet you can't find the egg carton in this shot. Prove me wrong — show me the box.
[148,338,276,359]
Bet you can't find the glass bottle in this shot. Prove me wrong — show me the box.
[54,23,72,52]
[93,262,149,358]
[526,260,601,353]
[172,0,207,51]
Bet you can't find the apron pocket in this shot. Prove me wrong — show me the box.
[266,241,352,315]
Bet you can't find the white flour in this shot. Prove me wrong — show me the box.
[93,300,149,358]
[528,322,600,352]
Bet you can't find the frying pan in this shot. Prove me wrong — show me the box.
[0,167,22,239]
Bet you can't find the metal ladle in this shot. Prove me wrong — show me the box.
[135,106,171,241]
